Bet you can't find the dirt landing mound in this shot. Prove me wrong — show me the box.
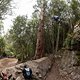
[0,58,18,69]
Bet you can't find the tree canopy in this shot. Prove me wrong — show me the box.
[0,0,12,19]
[0,0,80,61]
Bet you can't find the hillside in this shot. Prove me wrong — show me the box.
[46,21,80,80]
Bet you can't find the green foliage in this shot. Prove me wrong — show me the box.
[70,0,80,23]
[8,16,28,61]
[6,16,38,61]
[0,0,12,19]
[4,0,80,61]
[0,20,4,35]
[0,0,12,57]
[0,37,5,55]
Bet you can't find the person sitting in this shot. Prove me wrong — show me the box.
[22,65,32,80]
[0,72,15,80]
[0,72,8,80]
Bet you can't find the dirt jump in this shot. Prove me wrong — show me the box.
[0,58,18,69]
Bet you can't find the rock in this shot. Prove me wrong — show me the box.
[16,76,21,80]
[38,74,42,78]
[71,72,75,76]
[0,57,52,80]
[59,69,67,76]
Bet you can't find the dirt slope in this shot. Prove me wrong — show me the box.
[45,58,71,80]
[0,58,18,69]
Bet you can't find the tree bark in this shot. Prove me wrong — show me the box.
[34,1,45,59]
[55,23,60,54]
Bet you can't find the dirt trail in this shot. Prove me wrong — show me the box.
[45,58,71,80]
[0,58,18,69]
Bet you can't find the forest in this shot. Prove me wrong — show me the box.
[0,0,80,80]
[0,0,80,60]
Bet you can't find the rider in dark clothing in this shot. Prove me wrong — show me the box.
[22,65,32,80]
[52,16,60,22]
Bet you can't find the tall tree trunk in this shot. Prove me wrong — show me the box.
[51,21,55,54]
[34,1,45,59]
[55,23,60,54]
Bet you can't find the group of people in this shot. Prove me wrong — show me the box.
[0,65,32,80]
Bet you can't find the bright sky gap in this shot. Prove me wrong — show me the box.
[3,0,36,34]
